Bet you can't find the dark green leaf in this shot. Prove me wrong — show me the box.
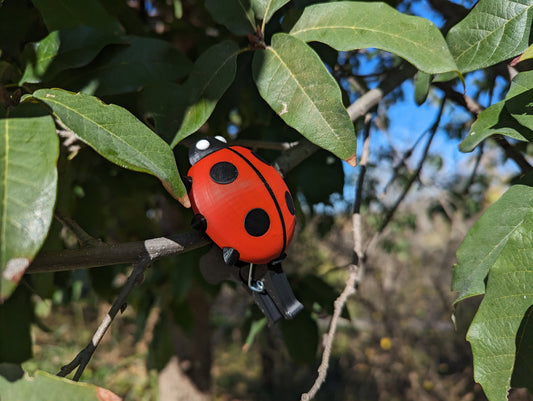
[147,314,173,371]
[280,311,318,364]
[253,33,356,162]
[205,0,255,35]
[0,109,58,302]
[454,185,533,400]
[0,370,121,401]
[0,286,32,363]
[446,0,533,73]
[414,71,431,105]
[290,1,458,74]
[251,0,290,24]
[20,26,122,84]
[62,35,192,97]
[512,305,533,392]
[33,89,188,205]
[460,71,533,152]
[31,0,122,35]
[170,41,239,147]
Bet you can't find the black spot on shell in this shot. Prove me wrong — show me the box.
[244,208,270,237]
[210,161,238,184]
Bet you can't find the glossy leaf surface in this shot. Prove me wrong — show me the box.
[253,33,356,161]
[33,89,187,204]
[0,112,58,302]
[446,0,533,73]
[290,1,458,74]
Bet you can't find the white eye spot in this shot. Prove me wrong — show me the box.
[215,135,227,143]
[196,139,210,150]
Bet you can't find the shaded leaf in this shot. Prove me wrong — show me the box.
[170,40,239,147]
[33,89,187,205]
[0,109,58,302]
[414,71,431,105]
[0,286,32,363]
[61,35,192,97]
[290,1,458,74]
[253,33,356,161]
[20,26,122,84]
[0,370,122,401]
[31,0,122,35]
[446,0,533,73]
[147,314,173,371]
[280,311,318,364]
[205,0,255,35]
[460,71,533,152]
[511,304,533,392]
[251,0,290,24]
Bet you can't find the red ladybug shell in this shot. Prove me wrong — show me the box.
[187,143,296,264]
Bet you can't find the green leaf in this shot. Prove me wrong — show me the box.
[460,71,533,152]
[20,26,122,84]
[280,311,318,365]
[453,185,533,304]
[170,40,239,147]
[289,1,458,75]
[511,305,533,392]
[446,0,533,73]
[33,89,187,204]
[0,109,58,302]
[253,33,356,161]
[61,35,192,97]
[516,43,533,63]
[205,0,255,35]
[251,0,290,24]
[0,370,121,401]
[31,0,122,35]
[460,185,533,400]
[414,71,431,106]
[0,286,32,362]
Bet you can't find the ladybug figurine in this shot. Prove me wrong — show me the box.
[187,136,296,266]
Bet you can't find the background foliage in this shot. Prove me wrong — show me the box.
[1,0,533,400]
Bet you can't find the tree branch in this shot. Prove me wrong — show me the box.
[57,257,151,380]
[27,231,210,274]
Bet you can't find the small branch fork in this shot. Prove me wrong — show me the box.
[57,258,151,380]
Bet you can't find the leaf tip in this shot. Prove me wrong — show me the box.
[97,387,122,401]
[178,194,191,208]
[344,154,357,167]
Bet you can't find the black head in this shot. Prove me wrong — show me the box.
[188,136,228,166]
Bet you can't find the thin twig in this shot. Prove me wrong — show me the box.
[57,257,151,380]
[54,210,102,247]
[366,96,446,253]
[301,117,371,401]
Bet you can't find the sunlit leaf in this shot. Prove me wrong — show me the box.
[33,89,188,205]
[170,41,239,147]
[0,370,122,401]
[253,33,356,162]
[20,26,122,84]
[454,185,533,400]
[290,1,458,74]
[0,109,58,302]
[460,71,533,152]
[446,0,533,73]
[205,0,255,35]
[251,0,290,24]
[31,0,122,35]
